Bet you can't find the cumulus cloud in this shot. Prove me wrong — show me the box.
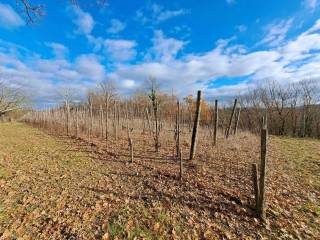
[70,7,94,35]
[2,18,320,102]
[107,19,320,97]
[0,3,25,29]
[107,19,126,34]
[104,39,137,61]
[146,30,185,62]
[0,40,106,105]
[45,42,69,59]
[75,54,106,81]
[122,79,135,89]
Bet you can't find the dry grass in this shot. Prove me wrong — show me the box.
[0,122,319,239]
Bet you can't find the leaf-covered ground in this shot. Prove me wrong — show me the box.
[0,122,319,239]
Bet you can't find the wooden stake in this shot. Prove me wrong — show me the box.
[251,163,260,212]
[179,149,183,181]
[100,105,104,138]
[234,106,241,135]
[258,127,268,220]
[76,107,79,138]
[189,90,202,160]
[213,99,218,146]
[105,100,109,142]
[89,100,93,142]
[66,100,70,136]
[226,99,237,139]
[176,100,180,158]
[129,137,134,163]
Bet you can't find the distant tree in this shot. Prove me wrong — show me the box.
[300,79,319,137]
[146,77,161,152]
[57,88,76,136]
[100,80,117,141]
[0,81,26,117]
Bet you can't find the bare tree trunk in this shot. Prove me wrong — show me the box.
[189,90,202,160]
[145,108,152,134]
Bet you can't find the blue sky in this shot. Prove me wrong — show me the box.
[0,0,320,105]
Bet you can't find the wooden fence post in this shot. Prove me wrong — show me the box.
[76,107,79,138]
[251,163,260,212]
[129,138,134,163]
[189,90,202,160]
[66,100,70,136]
[89,100,93,142]
[105,101,109,142]
[114,100,118,141]
[179,149,183,181]
[100,105,104,138]
[213,99,218,146]
[257,127,268,220]
[226,99,237,139]
[175,100,181,158]
[234,106,241,135]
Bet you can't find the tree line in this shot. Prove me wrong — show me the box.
[1,77,319,139]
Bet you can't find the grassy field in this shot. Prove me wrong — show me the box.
[0,122,319,239]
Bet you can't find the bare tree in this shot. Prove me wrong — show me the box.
[57,88,75,136]
[146,77,161,152]
[100,80,117,142]
[16,0,108,24]
[0,81,26,117]
[300,79,319,137]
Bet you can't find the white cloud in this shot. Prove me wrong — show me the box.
[45,42,69,59]
[302,19,320,35]
[0,40,106,105]
[304,0,318,10]
[70,7,94,35]
[107,19,320,97]
[122,79,135,88]
[136,3,189,24]
[104,39,137,61]
[107,19,126,34]
[75,54,105,81]
[2,18,320,102]
[0,3,25,29]
[259,18,294,47]
[146,30,185,62]
[157,9,188,23]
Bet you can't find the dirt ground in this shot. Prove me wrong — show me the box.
[0,122,319,239]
